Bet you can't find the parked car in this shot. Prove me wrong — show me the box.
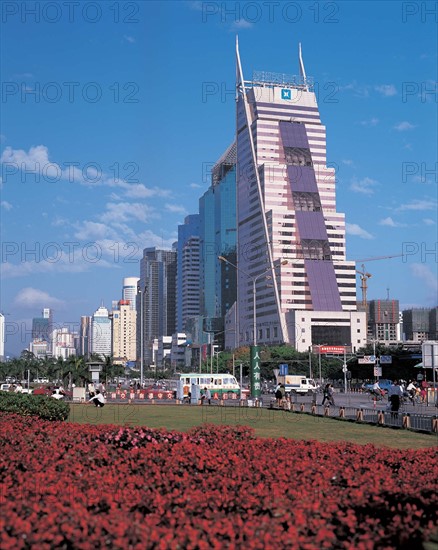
[0,383,11,391]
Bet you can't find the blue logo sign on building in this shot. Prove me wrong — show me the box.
[281,88,291,100]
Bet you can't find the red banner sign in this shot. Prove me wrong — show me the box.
[318,345,346,354]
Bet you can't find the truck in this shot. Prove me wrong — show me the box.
[277,375,318,395]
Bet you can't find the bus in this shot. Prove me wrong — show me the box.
[178,373,243,400]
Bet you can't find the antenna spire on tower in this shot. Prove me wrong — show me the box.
[298,42,308,91]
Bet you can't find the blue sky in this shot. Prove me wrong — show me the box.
[1,0,437,356]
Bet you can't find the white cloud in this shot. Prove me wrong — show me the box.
[394,121,415,131]
[410,264,438,297]
[164,203,188,215]
[423,218,436,225]
[350,176,378,195]
[190,183,202,189]
[342,159,354,166]
[379,217,406,227]
[74,221,114,240]
[0,145,171,198]
[346,223,374,239]
[1,200,12,210]
[339,81,370,98]
[397,199,437,211]
[124,184,170,199]
[99,202,159,224]
[123,35,135,43]
[375,84,397,97]
[1,144,50,168]
[231,19,253,29]
[360,117,379,127]
[14,287,65,309]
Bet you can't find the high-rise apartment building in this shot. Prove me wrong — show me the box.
[137,247,177,365]
[368,300,400,342]
[402,308,431,341]
[234,42,366,351]
[111,300,137,364]
[177,215,200,331]
[122,277,140,311]
[91,305,112,358]
[429,307,438,340]
[51,327,76,359]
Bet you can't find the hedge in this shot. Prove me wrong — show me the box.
[0,391,70,421]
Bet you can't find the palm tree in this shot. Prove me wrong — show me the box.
[64,355,88,387]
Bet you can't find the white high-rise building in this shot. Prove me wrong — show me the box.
[0,313,5,360]
[112,300,137,364]
[52,327,76,359]
[91,305,111,358]
[235,42,366,352]
[123,277,140,311]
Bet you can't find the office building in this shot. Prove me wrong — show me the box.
[0,313,5,360]
[177,215,200,331]
[32,307,53,341]
[234,42,366,351]
[79,316,91,357]
[137,247,177,364]
[91,305,111,358]
[122,277,140,311]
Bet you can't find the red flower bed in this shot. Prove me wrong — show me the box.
[0,413,437,549]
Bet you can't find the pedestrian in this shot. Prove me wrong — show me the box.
[274,384,283,406]
[202,387,212,405]
[89,390,105,408]
[388,380,403,418]
[88,381,95,398]
[322,384,335,406]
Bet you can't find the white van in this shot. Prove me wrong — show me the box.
[277,375,318,395]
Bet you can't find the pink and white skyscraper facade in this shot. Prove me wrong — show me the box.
[235,41,366,352]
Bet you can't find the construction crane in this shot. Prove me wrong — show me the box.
[352,254,404,308]
[356,264,372,307]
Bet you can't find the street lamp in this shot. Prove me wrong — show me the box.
[218,256,287,347]
[218,256,287,399]
[137,284,144,387]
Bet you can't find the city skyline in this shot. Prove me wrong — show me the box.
[1,1,437,356]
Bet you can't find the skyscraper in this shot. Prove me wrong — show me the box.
[32,307,53,341]
[111,300,137,364]
[79,316,91,357]
[198,143,237,349]
[137,247,177,365]
[177,215,200,331]
[235,41,366,351]
[0,313,5,360]
[91,305,111,358]
[122,277,140,311]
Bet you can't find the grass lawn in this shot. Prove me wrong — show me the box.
[68,403,438,449]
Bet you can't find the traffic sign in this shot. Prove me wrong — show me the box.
[358,355,376,364]
[380,355,392,364]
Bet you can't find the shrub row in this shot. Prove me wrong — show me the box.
[0,414,437,549]
[0,391,69,421]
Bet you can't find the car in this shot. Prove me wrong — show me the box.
[0,383,11,391]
